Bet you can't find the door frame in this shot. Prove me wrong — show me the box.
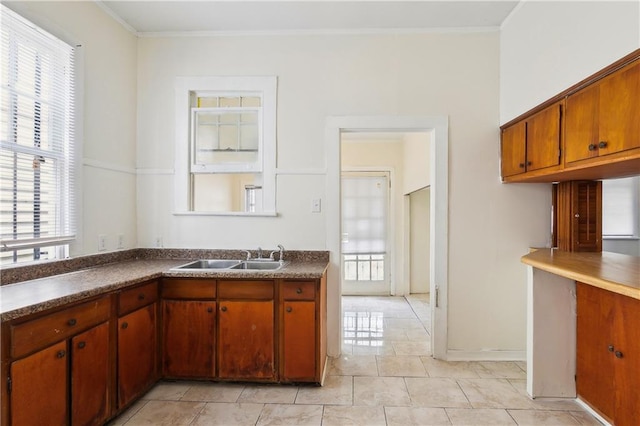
[325,115,449,359]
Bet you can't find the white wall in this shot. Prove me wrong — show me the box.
[500,1,640,124]
[403,132,431,194]
[5,1,139,255]
[137,31,546,357]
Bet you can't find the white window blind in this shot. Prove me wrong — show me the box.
[0,5,76,264]
[341,174,388,254]
[602,177,640,238]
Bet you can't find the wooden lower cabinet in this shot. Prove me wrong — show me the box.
[576,282,640,425]
[163,300,216,378]
[282,300,316,381]
[218,299,275,380]
[10,340,68,426]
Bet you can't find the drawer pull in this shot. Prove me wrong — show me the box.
[57,350,66,359]
[221,306,227,312]
[615,351,623,359]
[121,322,129,329]
[207,307,213,313]
[78,341,86,349]
[286,307,292,313]
[588,143,597,151]
[519,163,525,169]
[296,288,302,294]
[68,318,77,326]
[138,293,145,300]
[608,344,614,352]
[598,141,608,149]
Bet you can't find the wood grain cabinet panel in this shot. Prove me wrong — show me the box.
[118,303,157,408]
[9,341,68,426]
[218,300,275,380]
[577,282,640,425]
[565,60,640,164]
[556,181,602,252]
[163,300,216,378]
[282,301,316,381]
[501,121,527,177]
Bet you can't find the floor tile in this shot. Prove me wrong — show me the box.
[141,381,191,400]
[353,376,411,406]
[256,403,323,426]
[569,410,605,425]
[180,382,245,402]
[124,400,205,425]
[472,361,527,379]
[457,379,533,409]
[421,357,481,379]
[446,408,517,425]
[385,406,451,425]
[507,409,582,425]
[295,375,352,405]
[106,399,148,425]
[405,377,471,408]
[191,402,263,425]
[321,405,386,426]
[237,385,299,404]
[385,318,425,330]
[328,355,379,376]
[377,355,427,377]
[392,340,431,356]
[508,379,580,411]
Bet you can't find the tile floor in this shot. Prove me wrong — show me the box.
[109,295,602,425]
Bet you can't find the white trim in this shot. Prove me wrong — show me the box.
[83,158,137,175]
[136,168,175,176]
[444,350,527,362]
[500,0,528,30]
[326,115,449,360]
[575,398,612,426]
[93,1,139,36]
[275,168,327,175]
[138,27,501,38]
[172,211,278,218]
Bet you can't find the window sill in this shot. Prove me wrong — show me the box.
[602,236,640,241]
[173,211,278,217]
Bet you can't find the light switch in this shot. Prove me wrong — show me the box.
[311,198,321,213]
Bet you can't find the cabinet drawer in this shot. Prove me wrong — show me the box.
[283,281,316,301]
[218,280,274,300]
[162,279,216,299]
[119,281,158,315]
[11,296,110,359]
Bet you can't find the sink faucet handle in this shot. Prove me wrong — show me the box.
[278,244,285,262]
[257,247,263,259]
[242,250,251,260]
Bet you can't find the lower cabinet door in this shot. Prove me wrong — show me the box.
[613,292,640,425]
[163,300,216,378]
[118,304,157,407]
[283,301,316,381]
[10,341,68,426]
[218,300,274,380]
[71,321,110,426]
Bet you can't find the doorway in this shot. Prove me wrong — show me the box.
[409,186,430,294]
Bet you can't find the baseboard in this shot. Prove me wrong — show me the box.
[441,350,526,361]
[575,398,611,426]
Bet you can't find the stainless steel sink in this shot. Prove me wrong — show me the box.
[230,260,285,270]
[171,259,242,270]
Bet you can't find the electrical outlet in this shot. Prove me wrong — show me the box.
[155,236,163,248]
[98,234,107,251]
[117,234,124,249]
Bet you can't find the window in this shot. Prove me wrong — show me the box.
[174,76,276,215]
[602,176,640,238]
[0,5,76,265]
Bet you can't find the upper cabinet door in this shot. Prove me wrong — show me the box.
[501,121,526,177]
[526,102,562,171]
[598,60,640,156]
[565,60,640,163]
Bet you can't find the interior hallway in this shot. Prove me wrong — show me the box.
[108,296,601,425]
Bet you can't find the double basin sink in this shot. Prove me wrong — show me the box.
[172,259,286,271]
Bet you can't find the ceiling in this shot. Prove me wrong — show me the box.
[98,1,520,35]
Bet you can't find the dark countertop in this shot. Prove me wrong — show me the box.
[0,250,329,322]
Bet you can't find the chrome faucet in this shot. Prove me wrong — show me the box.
[257,247,263,259]
[242,249,251,260]
[269,244,285,262]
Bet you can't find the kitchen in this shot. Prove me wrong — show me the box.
[1,1,639,425]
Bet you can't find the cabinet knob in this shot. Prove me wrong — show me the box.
[519,163,525,169]
[615,351,623,359]
[57,350,66,359]
[296,288,302,294]
[207,307,213,313]
[121,322,128,329]
[608,344,614,352]
[598,141,607,149]
[138,293,145,300]
[221,306,227,312]
[588,143,597,151]
[78,341,86,349]
[286,307,293,313]
[527,161,532,166]
[68,318,77,326]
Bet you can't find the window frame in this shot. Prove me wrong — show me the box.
[174,76,277,216]
[0,4,77,265]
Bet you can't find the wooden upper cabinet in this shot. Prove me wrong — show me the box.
[500,102,562,178]
[556,180,602,252]
[565,60,640,163]
[501,121,526,177]
[526,102,562,171]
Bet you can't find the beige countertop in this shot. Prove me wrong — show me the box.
[0,255,329,322]
[521,248,640,300]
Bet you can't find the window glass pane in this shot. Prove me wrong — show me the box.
[602,177,639,237]
[219,112,239,124]
[219,97,240,107]
[240,124,259,150]
[241,97,261,107]
[192,173,260,212]
[198,96,218,107]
